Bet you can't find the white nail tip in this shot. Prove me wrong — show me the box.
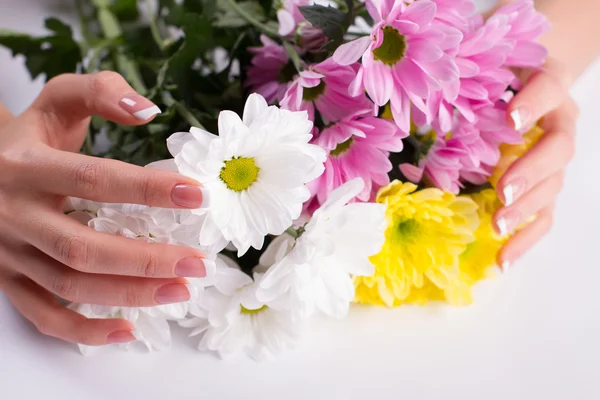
[200,187,211,209]
[497,218,508,237]
[501,261,511,271]
[133,105,162,120]
[510,109,522,131]
[503,185,514,206]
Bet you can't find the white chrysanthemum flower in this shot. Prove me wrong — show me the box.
[167,93,326,255]
[180,256,302,361]
[256,178,387,319]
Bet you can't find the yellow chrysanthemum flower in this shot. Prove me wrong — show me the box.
[354,181,479,307]
[490,125,544,187]
[441,189,507,305]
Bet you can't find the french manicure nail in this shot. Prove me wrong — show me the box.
[175,257,206,278]
[171,185,210,209]
[119,93,162,120]
[510,107,530,131]
[496,211,521,237]
[501,260,511,272]
[502,177,526,206]
[155,283,191,304]
[106,330,136,344]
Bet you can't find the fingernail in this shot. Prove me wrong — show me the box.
[119,93,162,120]
[155,283,191,304]
[171,185,210,209]
[496,211,521,237]
[175,257,206,278]
[502,177,527,206]
[501,260,511,272]
[106,330,136,344]
[510,107,530,131]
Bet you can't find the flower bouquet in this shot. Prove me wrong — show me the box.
[0,0,550,359]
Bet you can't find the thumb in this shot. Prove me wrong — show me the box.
[30,71,161,126]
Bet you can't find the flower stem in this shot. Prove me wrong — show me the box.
[95,1,148,94]
[224,0,280,38]
[147,1,165,51]
[162,92,205,130]
[283,41,303,72]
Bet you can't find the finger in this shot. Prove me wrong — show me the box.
[496,105,576,205]
[0,103,13,126]
[507,59,571,131]
[17,147,208,209]
[494,172,563,236]
[18,208,207,279]
[2,276,136,345]
[16,248,192,306]
[31,71,161,126]
[498,206,554,271]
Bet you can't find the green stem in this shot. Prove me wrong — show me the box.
[283,41,303,72]
[162,92,205,129]
[285,227,299,239]
[224,0,280,38]
[147,1,165,51]
[96,4,147,94]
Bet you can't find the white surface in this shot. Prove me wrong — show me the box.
[2,1,600,399]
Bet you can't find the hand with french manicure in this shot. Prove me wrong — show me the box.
[496,58,578,270]
[0,71,210,346]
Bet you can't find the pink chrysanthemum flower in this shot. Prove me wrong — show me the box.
[308,112,406,205]
[280,58,374,123]
[401,101,523,193]
[494,0,551,67]
[333,0,462,132]
[277,0,310,36]
[245,35,299,104]
[423,14,516,131]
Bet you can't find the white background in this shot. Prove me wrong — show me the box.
[1,1,600,399]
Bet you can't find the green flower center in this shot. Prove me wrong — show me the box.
[240,305,267,315]
[303,81,326,101]
[278,61,297,83]
[330,137,354,156]
[372,26,406,66]
[392,219,421,243]
[220,157,260,192]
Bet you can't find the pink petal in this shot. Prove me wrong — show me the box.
[364,62,393,106]
[394,59,430,98]
[416,53,460,84]
[348,66,365,97]
[407,39,443,62]
[400,0,436,27]
[460,79,489,100]
[506,41,548,68]
[456,58,480,78]
[399,164,424,183]
[391,20,419,36]
[333,37,372,66]
[277,10,296,36]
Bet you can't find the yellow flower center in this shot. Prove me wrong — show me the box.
[240,305,267,315]
[373,27,406,66]
[220,157,260,192]
[391,218,421,243]
[302,81,326,101]
[330,137,354,156]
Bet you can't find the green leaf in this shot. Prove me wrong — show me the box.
[110,0,140,21]
[298,3,354,50]
[214,0,266,28]
[0,18,82,80]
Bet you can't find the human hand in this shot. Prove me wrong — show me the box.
[0,72,209,346]
[495,58,578,270]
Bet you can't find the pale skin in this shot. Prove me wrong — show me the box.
[0,0,599,346]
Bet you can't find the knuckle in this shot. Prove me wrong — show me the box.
[125,284,143,307]
[51,272,79,302]
[54,233,89,271]
[88,71,123,96]
[142,251,159,278]
[137,173,162,205]
[73,162,103,195]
